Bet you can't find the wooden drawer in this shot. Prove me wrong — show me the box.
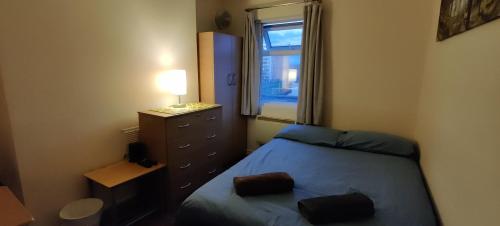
[198,142,221,157]
[202,165,221,182]
[199,108,221,128]
[168,160,200,204]
[165,113,202,140]
[200,158,221,180]
[197,159,221,186]
[168,157,200,179]
[168,176,198,206]
[202,130,219,147]
[169,172,196,191]
[166,136,200,163]
[197,144,222,183]
[204,149,219,163]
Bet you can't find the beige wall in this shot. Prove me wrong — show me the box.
[0,65,23,200]
[196,0,224,32]
[415,0,500,225]
[324,0,428,138]
[0,0,198,225]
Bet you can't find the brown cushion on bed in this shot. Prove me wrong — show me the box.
[298,192,375,224]
[233,172,294,196]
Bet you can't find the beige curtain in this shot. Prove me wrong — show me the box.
[241,12,261,116]
[297,3,324,125]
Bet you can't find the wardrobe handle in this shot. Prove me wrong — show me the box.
[179,163,192,169]
[226,73,232,86]
[207,152,217,157]
[207,134,217,139]
[180,182,192,189]
[208,169,217,175]
[231,73,237,86]
[178,144,191,149]
[207,116,217,121]
[177,123,191,128]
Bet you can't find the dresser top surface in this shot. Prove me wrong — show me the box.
[139,103,221,118]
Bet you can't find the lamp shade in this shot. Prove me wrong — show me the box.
[157,69,187,95]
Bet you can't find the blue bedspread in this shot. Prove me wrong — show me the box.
[176,138,437,226]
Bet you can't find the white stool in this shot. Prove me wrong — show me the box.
[59,198,103,226]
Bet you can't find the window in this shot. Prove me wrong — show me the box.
[260,21,303,105]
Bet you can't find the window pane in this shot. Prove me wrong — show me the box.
[268,29,302,47]
[260,55,301,104]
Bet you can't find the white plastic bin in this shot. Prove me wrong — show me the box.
[59,198,103,226]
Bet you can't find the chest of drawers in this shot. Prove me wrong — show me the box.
[138,104,222,209]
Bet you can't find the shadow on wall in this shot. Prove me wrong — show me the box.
[0,63,24,201]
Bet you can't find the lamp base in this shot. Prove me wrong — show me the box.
[169,95,186,108]
[170,103,186,108]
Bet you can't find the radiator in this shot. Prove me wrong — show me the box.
[121,126,139,144]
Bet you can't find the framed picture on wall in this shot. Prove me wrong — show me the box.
[437,0,499,41]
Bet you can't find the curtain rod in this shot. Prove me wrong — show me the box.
[245,0,320,12]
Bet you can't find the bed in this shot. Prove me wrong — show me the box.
[176,125,437,226]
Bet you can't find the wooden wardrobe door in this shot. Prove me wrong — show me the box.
[213,33,234,166]
[237,37,247,154]
[199,32,247,167]
[228,36,238,163]
[230,36,246,161]
[219,35,242,165]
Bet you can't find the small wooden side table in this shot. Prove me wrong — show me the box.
[0,186,34,226]
[84,161,166,226]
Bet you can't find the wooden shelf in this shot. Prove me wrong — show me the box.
[0,186,34,226]
[84,161,165,188]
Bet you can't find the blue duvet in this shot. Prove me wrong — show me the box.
[176,138,437,226]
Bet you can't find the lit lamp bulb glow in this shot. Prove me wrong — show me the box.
[288,69,298,83]
[156,69,187,108]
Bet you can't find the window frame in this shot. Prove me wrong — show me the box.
[259,20,304,106]
[262,21,303,55]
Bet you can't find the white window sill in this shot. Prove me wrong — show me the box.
[260,102,297,121]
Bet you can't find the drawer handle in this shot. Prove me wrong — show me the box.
[207,134,217,139]
[178,144,191,149]
[179,163,192,169]
[180,182,192,189]
[207,116,217,121]
[208,169,217,175]
[177,123,191,128]
[208,152,217,157]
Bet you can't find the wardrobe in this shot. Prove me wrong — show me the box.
[198,32,247,168]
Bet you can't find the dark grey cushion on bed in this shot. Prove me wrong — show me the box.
[337,131,418,159]
[275,125,418,160]
[176,139,436,226]
[274,124,343,147]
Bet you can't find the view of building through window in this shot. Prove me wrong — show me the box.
[260,21,303,105]
[261,55,301,103]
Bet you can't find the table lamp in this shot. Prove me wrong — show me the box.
[159,69,187,108]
